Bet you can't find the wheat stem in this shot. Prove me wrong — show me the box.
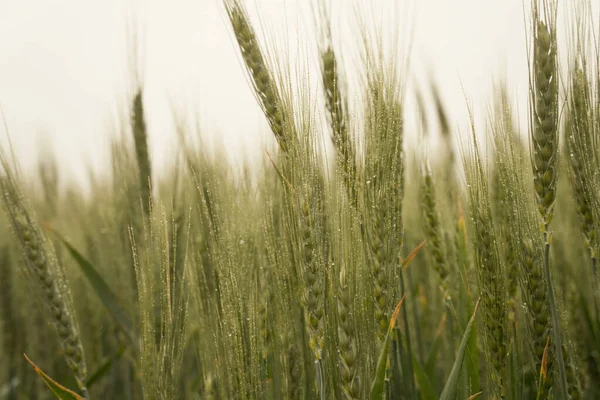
[543,230,568,399]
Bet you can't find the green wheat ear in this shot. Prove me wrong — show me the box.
[224,0,289,152]
[567,67,597,261]
[0,176,89,398]
[531,18,559,227]
[529,3,569,397]
[464,132,508,399]
[520,237,554,398]
[320,43,357,205]
[420,166,449,296]
[132,88,152,218]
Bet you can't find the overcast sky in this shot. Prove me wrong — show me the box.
[0,0,597,186]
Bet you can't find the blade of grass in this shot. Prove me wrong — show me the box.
[536,337,551,400]
[370,294,406,400]
[398,271,416,398]
[24,354,84,400]
[402,240,427,270]
[467,391,483,399]
[439,297,481,400]
[44,224,138,354]
[85,346,126,388]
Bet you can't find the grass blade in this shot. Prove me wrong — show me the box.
[24,354,84,400]
[85,346,126,388]
[439,297,481,400]
[536,337,551,400]
[370,294,406,400]
[402,240,427,270]
[45,225,138,353]
[467,391,483,399]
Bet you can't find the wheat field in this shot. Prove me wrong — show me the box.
[1,0,600,399]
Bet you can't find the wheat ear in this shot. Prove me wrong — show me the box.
[529,4,568,395]
[0,177,89,398]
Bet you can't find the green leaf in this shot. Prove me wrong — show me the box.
[402,240,427,270]
[439,297,480,400]
[535,337,551,400]
[424,314,446,378]
[86,346,126,388]
[412,354,437,400]
[370,294,405,400]
[467,391,483,399]
[24,354,84,400]
[45,225,138,354]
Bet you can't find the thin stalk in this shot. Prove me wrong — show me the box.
[399,270,416,398]
[388,339,397,398]
[392,328,405,398]
[444,300,456,384]
[543,230,568,399]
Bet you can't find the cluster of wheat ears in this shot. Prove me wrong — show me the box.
[1,0,600,399]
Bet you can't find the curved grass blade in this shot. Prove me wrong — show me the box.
[44,225,138,354]
[402,240,427,270]
[536,337,551,400]
[24,354,84,400]
[467,391,483,399]
[85,346,126,388]
[439,297,481,400]
[370,294,406,400]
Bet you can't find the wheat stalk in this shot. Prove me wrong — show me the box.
[0,176,89,398]
[320,44,357,205]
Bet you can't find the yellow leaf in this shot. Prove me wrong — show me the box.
[402,240,427,270]
[467,391,483,399]
[24,354,84,400]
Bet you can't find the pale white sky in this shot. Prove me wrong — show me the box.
[0,0,596,185]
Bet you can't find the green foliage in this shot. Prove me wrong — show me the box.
[2,1,600,399]
[439,299,480,400]
[370,296,405,400]
[47,227,138,354]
